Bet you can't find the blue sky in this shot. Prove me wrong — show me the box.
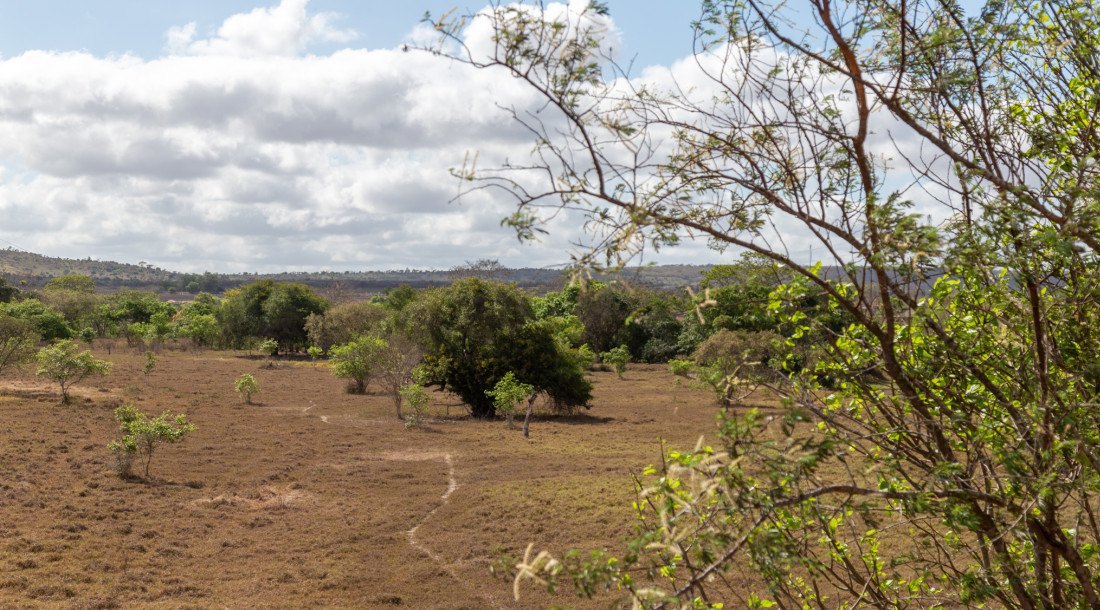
[0,1,696,73]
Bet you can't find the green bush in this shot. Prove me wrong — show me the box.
[234,373,259,403]
[35,340,111,402]
[107,403,196,478]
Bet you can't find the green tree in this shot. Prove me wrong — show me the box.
[142,351,157,376]
[220,280,328,351]
[44,274,96,294]
[0,314,36,381]
[107,403,196,478]
[0,277,20,303]
[400,381,432,429]
[598,344,630,380]
[1,299,72,340]
[329,335,385,394]
[409,278,592,418]
[303,301,386,353]
[430,0,1100,606]
[485,371,535,430]
[35,339,111,402]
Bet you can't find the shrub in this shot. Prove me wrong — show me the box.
[107,403,195,478]
[485,372,535,429]
[329,335,385,394]
[142,351,157,376]
[234,373,258,404]
[400,382,431,429]
[599,344,631,380]
[35,340,112,403]
[259,338,278,357]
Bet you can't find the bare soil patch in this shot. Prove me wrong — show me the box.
[0,347,766,608]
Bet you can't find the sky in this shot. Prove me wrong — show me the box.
[0,1,981,275]
[0,0,718,273]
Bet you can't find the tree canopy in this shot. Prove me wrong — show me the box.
[408,278,591,418]
[429,0,1100,606]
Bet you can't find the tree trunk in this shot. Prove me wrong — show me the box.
[522,394,536,438]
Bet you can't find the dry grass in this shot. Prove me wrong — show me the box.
[0,349,774,609]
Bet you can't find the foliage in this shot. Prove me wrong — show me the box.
[1,299,72,340]
[44,274,96,294]
[688,330,780,405]
[329,335,386,394]
[307,345,323,362]
[35,339,111,402]
[303,301,386,353]
[371,284,418,312]
[234,373,258,404]
[429,0,1100,605]
[107,403,196,478]
[372,334,422,420]
[598,344,630,379]
[0,314,37,379]
[406,278,532,418]
[668,358,693,402]
[107,290,176,326]
[400,382,432,429]
[699,252,791,290]
[219,280,329,351]
[574,282,635,354]
[0,276,20,303]
[179,313,220,348]
[142,351,157,376]
[259,338,278,357]
[485,371,535,428]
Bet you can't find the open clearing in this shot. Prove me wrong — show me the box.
[0,345,754,609]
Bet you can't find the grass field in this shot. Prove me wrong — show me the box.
[0,345,761,609]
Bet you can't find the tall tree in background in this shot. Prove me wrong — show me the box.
[430,0,1100,607]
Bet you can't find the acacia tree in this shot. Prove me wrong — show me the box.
[430,0,1100,607]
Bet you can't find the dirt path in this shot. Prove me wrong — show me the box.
[308,406,502,607]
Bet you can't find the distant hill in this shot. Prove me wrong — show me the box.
[0,248,711,296]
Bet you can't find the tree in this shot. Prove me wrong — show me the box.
[485,371,535,429]
[408,278,592,418]
[329,335,385,394]
[107,403,196,478]
[598,344,630,379]
[1,299,72,341]
[304,301,386,353]
[261,282,330,351]
[0,277,20,303]
[430,0,1100,607]
[0,314,36,381]
[220,280,328,351]
[448,258,511,281]
[35,339,111,402]
[400,381,432,429]
[374,334,423,419]
[44,274,95,294]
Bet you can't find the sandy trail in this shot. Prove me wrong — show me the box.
[308,408,501,607]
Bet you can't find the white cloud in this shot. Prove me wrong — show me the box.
[0,1,733,273]
[166,0,357,58]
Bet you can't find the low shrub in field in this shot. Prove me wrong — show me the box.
[235,373,259,403]
[35,339,112,403]
[108,403,196,478]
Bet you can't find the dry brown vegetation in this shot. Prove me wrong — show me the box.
[0,347,761,608]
